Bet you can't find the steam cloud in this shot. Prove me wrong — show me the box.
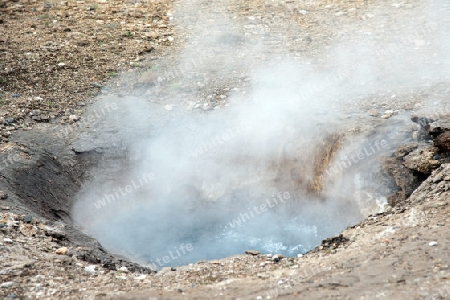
[72,0,450,269]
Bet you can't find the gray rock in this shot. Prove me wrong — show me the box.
[245,250,260,255]
[91,82,103,88]
[0,191,7,199]
[5,117,15,125]
[23,215,33,223]
[30,110,41,116]
[403,146,440,175]
[0,282,14,288]
[69,115,79,122]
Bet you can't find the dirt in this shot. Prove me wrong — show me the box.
[0,0,172,140]
[0,0,449,299]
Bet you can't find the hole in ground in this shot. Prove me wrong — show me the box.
[71,110,400,270]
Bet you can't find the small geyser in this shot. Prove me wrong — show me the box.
[70,0,449,270]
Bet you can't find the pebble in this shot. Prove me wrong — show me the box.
[23,214,33,223]
[5,117,15,125]
[202,103,212,111]
[3,238,13,243]
[57,62,66,67]
[7,294,17,299]
[245,250,260,255]
[119,266,129,273]
[368,109,379,117]
[256,296,263,300]
[381,110,394,119]
[55,247,68,255]
[388,274,405,283]
[30,110,41,116]
[69,115,79,122]
[91,82,102,88]
[164,104,173,111]
[259,262,266,267]
[0,191,7,199]
[297,254,303,258]
[429,241,438,246]
[84,265,96,274]
[0,281,15,288]
[11,94,19,98]
[35,275,45,282]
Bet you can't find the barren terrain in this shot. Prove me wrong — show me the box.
[1,0,449,299]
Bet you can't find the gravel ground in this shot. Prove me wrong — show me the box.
[0,0,172,140]
[1,0,450,299]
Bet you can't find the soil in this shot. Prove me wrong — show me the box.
[0,0,449,299]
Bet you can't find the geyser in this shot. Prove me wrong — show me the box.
[71,0,450,270]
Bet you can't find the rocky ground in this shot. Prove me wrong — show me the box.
[0,0,172,141]
[1,0,450,299]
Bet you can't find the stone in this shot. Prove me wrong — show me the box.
[0,282,14,288]
[0,191,7,200]
[429,241,438,246]
[91,82,102,88]
[4,117,14,125]
[202,104,213,111]
[44,227,66,239]
[23,214,33,223]
[381,110,394,119]
[245,250,260,255]
[30,110,41,116]
[20,223,37,236]
[55,247,68,255]
[69,115,79,122]
[368,109,379,117]
[403,146,440,175]
[388,274,405,283]
[118,266,129,273]
[434,131,450,152]
[84,265,96,274]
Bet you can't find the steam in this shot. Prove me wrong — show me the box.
[72,0,450,269]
